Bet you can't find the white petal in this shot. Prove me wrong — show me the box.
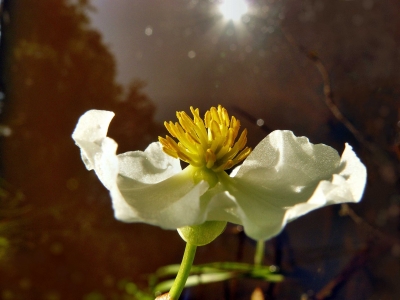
[336,143,367,201]
[94,137,119,190]
[118,142,182,184]
[72,110,115,171]
[72,110,210,228]
[201,176,287,241]
[116,166,210,228]
[216,130,367,240]
[236,130,355,207]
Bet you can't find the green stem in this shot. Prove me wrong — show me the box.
[254,239,265,266]
[169,242,197,300]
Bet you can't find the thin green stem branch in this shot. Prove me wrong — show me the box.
[168,242,197,300]
[254,240,265,266]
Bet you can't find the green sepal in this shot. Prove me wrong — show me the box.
[178,221,227,246]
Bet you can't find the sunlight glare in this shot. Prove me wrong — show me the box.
[219,0,248,21]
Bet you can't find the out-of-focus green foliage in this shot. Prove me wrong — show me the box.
[151,262,284,295]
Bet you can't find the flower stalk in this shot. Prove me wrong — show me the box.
[254,240,265,266]
[168,242,197,300]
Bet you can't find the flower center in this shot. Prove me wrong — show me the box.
[159,105,252,172]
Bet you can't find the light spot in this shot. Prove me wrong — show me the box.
[0,125,12,137]
[256,119,264,126]
[236,225,243,232]
[219,0,248,21]
[291,185,305,193]
[269,265,277,272]
[188,50,196,58]
[144,26,153,36]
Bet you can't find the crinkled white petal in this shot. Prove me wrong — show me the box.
[114,143,212,227]
[72,110,210,228]
[284,143,367,222]
[118,142,182,184]
[203,130,367,241]
[72,110,115,171]
[335,143,367,201]
[235,130,342,206]
[117,166,209,228]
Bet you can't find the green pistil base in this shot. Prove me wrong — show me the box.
[192,166,219,188]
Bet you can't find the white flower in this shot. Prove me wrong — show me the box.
[72,107,366,241]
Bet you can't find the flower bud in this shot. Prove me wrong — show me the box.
[178,221,227,246]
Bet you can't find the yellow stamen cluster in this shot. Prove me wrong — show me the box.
[158,105,252,172]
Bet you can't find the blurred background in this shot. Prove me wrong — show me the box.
[0,0,399,299]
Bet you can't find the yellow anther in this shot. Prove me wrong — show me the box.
[210,120,221,140]
[164,121,176,138]
[186,132,200,145]
[165,148,178,158]
[205,149,216,168]
[159,105,252,172]
[165,136,180,151]
[233,147,252,164]
[210,107,221,124]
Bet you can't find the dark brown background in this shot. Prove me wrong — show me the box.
[0,0,399,299]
